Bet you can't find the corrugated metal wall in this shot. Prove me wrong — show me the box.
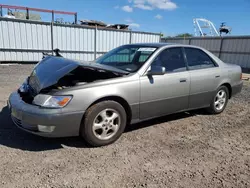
[131,32,160,43]
[161,36,250,69]
[0,17,161,62]
[96,29,131,58]
[0,19,51,61]
[53,24,95,61]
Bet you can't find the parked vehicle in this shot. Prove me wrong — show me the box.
[8,43,243,146]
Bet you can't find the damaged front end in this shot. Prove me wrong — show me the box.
[18,56,128,105]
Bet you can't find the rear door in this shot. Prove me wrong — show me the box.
[184,47,221,109]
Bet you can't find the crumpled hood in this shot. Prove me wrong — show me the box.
[28,56,129,93]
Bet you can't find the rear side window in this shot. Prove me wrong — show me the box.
[151,47,186,73]
[185,48,216,70]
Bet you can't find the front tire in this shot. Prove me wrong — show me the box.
[207,86,229,114]
[81,100,127,147]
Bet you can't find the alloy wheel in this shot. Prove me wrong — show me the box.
[92,108,121,140]
[214,90,227,111]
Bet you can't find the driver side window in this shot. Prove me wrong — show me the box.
[151,47,187,73]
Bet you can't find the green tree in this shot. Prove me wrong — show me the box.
[175,33,193,37]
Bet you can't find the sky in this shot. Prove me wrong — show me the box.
[1,0,250,36]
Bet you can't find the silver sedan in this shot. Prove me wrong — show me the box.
[8,43,243,146]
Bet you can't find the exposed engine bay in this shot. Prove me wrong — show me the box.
[18,58,127,104]
[57,67,122,88]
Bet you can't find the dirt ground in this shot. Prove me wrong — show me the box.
[0,64,249,188]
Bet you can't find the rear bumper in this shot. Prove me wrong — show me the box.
[8,92,84,137]
[231,81,243,97]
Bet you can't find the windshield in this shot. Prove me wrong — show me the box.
[96,45,157,73]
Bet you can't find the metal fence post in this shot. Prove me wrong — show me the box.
[0,6,3,17]
[51,22,54,55]
[94,26,97,59]
[129,30,132,44]
[74,13,77,24]
[26,8,29,20]
[219,37,224,58]
[189,38,192,45]
[52,10,54,23]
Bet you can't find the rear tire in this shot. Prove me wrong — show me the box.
[81,100,127,147]
[207,86,229,114]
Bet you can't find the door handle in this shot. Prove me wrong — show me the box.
[215,75,220,78]
[179,78,187,83]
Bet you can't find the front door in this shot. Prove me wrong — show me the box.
[139,47,190,119]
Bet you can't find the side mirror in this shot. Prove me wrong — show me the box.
[147,66,166,75]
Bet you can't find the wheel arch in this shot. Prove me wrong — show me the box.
[86,95,132,125]
[220,83,232,99]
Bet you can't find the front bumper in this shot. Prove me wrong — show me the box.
[8,92,85,137]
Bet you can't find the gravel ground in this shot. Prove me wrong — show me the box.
[0,64,250,188]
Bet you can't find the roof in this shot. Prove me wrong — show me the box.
[126,43,206,49]
[124,43,175,48]
[80,20,107,27]
[106,24,129,30]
